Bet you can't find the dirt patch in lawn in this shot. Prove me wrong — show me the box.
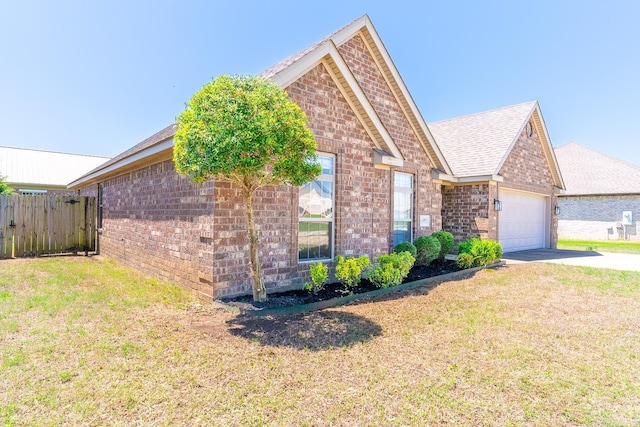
[220,259,463,310]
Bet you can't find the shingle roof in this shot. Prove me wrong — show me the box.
[79,124,176,179]
[428,101,537,177]
[554,142,640,195]
[258,17,361,80]
[0,146,109,189]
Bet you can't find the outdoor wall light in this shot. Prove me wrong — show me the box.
[555,205,561,215]
[494,199,503,211]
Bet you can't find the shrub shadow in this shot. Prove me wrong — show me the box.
[227,310,382,351]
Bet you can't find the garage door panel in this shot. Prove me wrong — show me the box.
[499,191,547,252]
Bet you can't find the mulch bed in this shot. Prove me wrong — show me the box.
[219,259,463,310]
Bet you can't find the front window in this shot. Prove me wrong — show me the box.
[298,154,334,261]
[393,172,413,245]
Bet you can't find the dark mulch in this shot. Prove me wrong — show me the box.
[219,259,463,310]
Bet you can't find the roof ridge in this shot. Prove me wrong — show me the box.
[0,145,110,159]
[259,15,367,80]
[428,101,537,125]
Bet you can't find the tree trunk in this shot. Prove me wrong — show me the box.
[242,187,267,302]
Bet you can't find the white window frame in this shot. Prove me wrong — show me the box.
[298,153,335,263]
[393,172,414,246]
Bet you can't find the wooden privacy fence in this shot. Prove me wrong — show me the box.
[0,195,96,258]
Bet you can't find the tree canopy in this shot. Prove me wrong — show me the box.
[173,75,321,301]
[174,74,320,190]
[0,175,15,195]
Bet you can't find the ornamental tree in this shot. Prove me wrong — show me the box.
[174,75,321,302]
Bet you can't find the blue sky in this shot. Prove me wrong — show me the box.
[1,0,639,166]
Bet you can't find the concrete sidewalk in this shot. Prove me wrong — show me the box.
[502,249,640,272]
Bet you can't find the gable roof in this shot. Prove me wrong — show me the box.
[555,142,640,196]
[0,145,109,190]
[428,101,564,188]
[261,15,451,174]
[69,15,451,189]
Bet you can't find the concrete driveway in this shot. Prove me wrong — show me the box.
[502,249,640,272]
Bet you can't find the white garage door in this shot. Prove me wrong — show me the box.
[499,191,548,252]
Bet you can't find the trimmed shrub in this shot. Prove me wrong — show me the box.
[303,262,328,295]
[431,230,454,260]
[335,255,370,288]
[367,251,415,288]
[456,253,475,269]
[414,235,441,266]
[456,238,503,267]
[457,238,479,256]
[393,242,417,258]
[487,240,503,261]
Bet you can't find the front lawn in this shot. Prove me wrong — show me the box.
[558,238,640,254]
[1,257,639,425]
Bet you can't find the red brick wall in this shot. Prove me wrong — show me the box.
[83,160,217,299]
[287,63,392,259]
[499,122,555,194]
[441,183,494,243]
[337,35,441,235]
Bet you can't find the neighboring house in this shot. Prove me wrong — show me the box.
[68,16,565,299]
[0,146,109,195]
[428,102,565,252]
[69,15,453,298]
[554,142,640,241]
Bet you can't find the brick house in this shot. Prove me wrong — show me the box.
[68,15,454,298]
[428,102,566,252]
[555,142,640,241]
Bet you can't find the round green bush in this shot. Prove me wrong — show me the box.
[413,235,441,266]
[456,253,475,269]
[456,238,503,266]
[367,251,415,288]
[431,230,454,260]
[393,242,417,258]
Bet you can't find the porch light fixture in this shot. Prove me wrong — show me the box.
[494,199,503,211]
[555,205,561,215]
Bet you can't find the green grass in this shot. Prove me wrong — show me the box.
[1,257,639,425]
[558,239,640,254]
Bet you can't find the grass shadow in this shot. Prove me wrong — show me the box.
[227,310,382,351]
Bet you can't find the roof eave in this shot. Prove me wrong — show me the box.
[432,169,503,184]
[269,37,404,161]
[559,192,640,197]
[355,17,452,175]
[6,182,68,191]
[68,138,174,189]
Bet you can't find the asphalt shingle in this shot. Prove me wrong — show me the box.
[554,142,640,195]
[428,101,537,177]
